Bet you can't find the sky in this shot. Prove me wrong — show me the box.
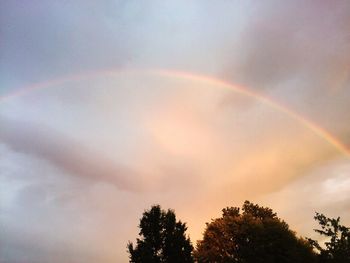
[1,1,350,262]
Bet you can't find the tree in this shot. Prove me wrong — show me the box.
[127,205,194,263]
[308,212,350,263]
[194,201,316,263]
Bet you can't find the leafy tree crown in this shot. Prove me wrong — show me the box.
[128,205,193,263]
[195,201,316,263]
[307,212,350,263]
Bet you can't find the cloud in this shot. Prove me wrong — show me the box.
[0,0,133,92]
[0,115,142,192]
[261,157,350,238]
[1,1,350,262]
[219,0,350,152]
[222,0,350,89]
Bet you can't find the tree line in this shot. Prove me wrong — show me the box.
[127,201,350,263]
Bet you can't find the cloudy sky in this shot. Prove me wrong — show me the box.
[1,1,350,262]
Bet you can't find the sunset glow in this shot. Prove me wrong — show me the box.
[1,1,350,262]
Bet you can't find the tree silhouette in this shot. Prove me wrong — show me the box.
[127,205,193,263]
[308,212,350,263]
[194,201,316,263]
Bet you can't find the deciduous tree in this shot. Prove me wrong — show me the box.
[308,212,350,263]
[194,201,316,263]
[128,205,193,263]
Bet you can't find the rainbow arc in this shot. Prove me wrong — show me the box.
[1,68,349,157]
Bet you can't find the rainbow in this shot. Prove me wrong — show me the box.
[1,68,349,157]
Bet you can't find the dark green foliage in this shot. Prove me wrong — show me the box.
[127,205,193,263]
[308,213,350,263]
[194,201,317,263]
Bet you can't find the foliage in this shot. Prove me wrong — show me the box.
[308,212,350,263]
[194,201,316,263]
[127,205,193,263]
